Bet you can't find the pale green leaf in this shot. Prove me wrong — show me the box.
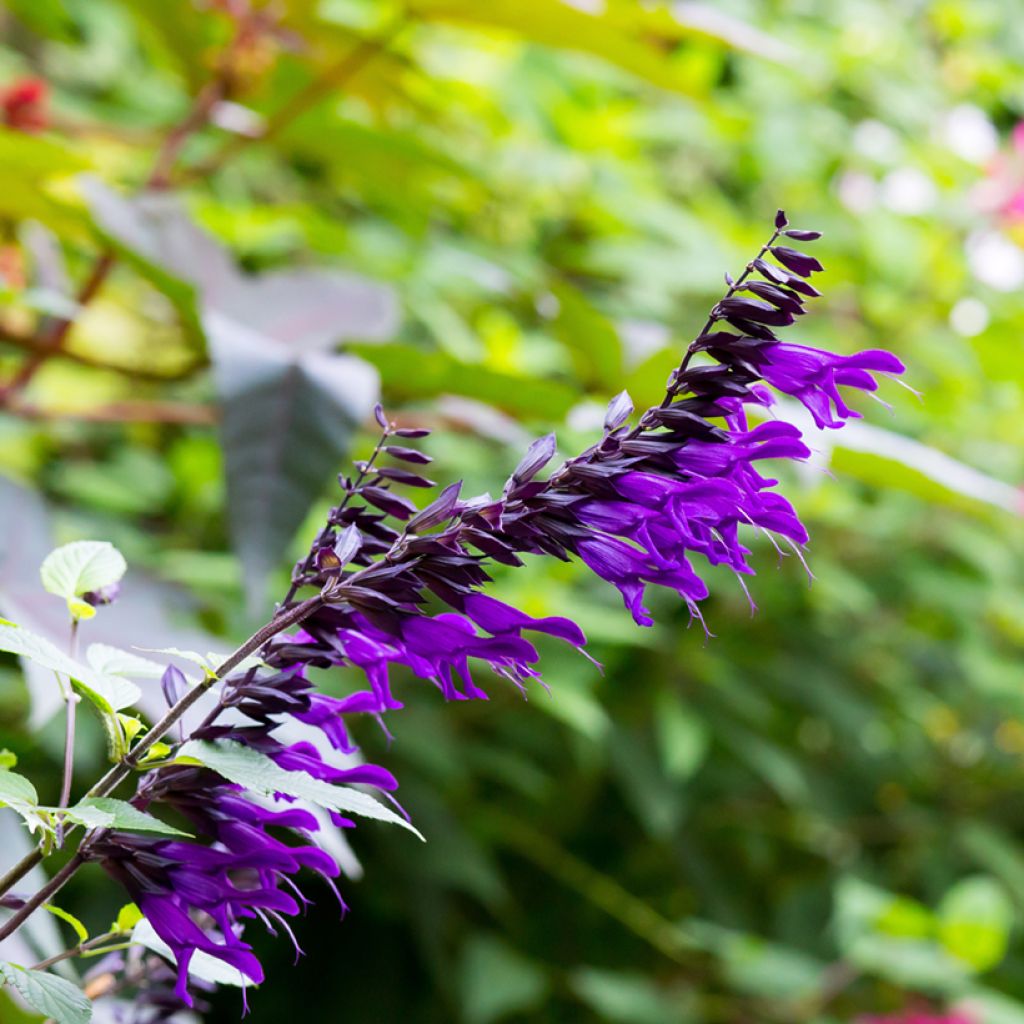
[86,644,166,680]
[113,903,142,935]
[178,739,423,839]
[43,906,88,945]
[40,541,126,601]
[0,769,38,808]
[0,962,91,1024]
[72,798,191,837]
[938,876,1014,973]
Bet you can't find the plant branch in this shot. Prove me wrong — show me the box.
[30,930,120,972]
[0,14,247,401]
[0,593,325,913]
[184,14,409,183]
[0,854,84,945]
[0,323,206,381]
[5,397,217,425]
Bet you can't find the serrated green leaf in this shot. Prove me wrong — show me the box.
[43,905,88,945]
[0,623,95,686]
[40,541,126,602]
[0,962,91,1024]
[73,798,191,837]
[178,739,423,839]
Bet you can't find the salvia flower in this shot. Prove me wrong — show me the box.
[84,213,905,1011]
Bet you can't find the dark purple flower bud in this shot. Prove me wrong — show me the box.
[740,280,805,315]
[333,525,362,567]
[383,445,432,465]
[603,390,634,432]
[775,209,788,229]
[83,582,120,607]
[714,297,795,327]
[393,427,431,438]
[406,481,462,533]
[770,246,824,277]
[161,665,187,710]
[360,486,418,520]
[373,403,388,429]
[510,433,556,486]
[376,466,435,487]
[753,258,822,296]
[783,229,822,241]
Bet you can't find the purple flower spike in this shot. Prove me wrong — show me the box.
[85,213,904,1013]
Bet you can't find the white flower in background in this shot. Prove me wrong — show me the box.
[966,230,1024,291]
[853,119,902,162]
[949,297,990,337]
[941,104,999,163]
[880,167,938,214]
[835,169,877,213]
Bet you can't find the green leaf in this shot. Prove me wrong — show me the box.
[113,903,142,935]
[43,905,88,945]
[458,935,549,1024]
[0,962,91,1024]
[0,768,38,807]
[548,281,623,391]
[40,541,127,604]
[178,739,423,839]
[569,967,693,1024]
[2,0,77,42]
[0,622,140,715]
[348,342,579,420]
[407,0,708,97]
[0,770,50,837]
[85,645,166,680]
[69,798,191,838]
[938,876,1013,973]
[68,674,140,716]
[0,770,37,815]
[653,691,709,782]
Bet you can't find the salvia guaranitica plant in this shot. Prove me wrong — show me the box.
[0,212,905,1020]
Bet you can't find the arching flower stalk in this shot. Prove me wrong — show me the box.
[76,212,903,1013]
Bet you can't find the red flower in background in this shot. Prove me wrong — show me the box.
[1,78,48,133]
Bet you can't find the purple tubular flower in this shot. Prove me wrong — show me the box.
[756,344,905,429]
[84,213,905,1010]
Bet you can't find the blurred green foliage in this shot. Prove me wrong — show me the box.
[1,0,1024,1021]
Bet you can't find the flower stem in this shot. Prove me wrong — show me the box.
[0,854,84,944]
[56,620,81,847]
[30,929,120,972]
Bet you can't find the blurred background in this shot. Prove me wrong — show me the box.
[1,0,1023,1021]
